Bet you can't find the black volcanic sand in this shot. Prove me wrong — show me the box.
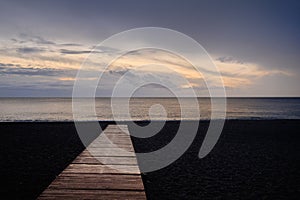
[0,120,299,199]
[0,122,108,199]
[130,120,300,200]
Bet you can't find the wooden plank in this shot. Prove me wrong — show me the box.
[63,164,140,174]
[39,190,146,200]
[73,156,138,165]
[80,150,135,157]
[48,174,144,190]
[88,146,134,152]
[88,143,134,148]
[38,125,146,200]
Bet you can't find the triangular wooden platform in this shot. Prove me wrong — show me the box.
[38,125,146,199]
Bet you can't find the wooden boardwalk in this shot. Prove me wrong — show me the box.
[38,125,146,200]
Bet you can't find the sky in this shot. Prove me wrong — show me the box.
[0,0,299,97]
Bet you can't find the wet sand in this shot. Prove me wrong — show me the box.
[0,120,299,199]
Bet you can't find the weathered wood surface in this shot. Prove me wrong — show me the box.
[38,125,146,200]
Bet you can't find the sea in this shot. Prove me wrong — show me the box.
[0,98,300,122]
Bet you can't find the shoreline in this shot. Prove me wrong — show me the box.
[1,118,300,123]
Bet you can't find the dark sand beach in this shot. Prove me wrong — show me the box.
[0,122,108,199]
[0,120,299,199]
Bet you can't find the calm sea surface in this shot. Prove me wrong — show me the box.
[0,98,300,122]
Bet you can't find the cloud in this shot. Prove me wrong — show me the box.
[59,47,114,55]
[0,34,295,97]
[0,62,75,77]
[0,35,98,71]
[32,36,56,45]
[16,47,45,54]
[12,33,84,47]
[59,49,92,55]
[18,33,56,45]
[58,77,76,81]
[60,43,83,47]
[91,45,120,52]
[0,63,18,68]
[214,56,292,88]
[1,34,117,72]
[108,67,129,76]
[215,56,244,64]
[97,64,207,97]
